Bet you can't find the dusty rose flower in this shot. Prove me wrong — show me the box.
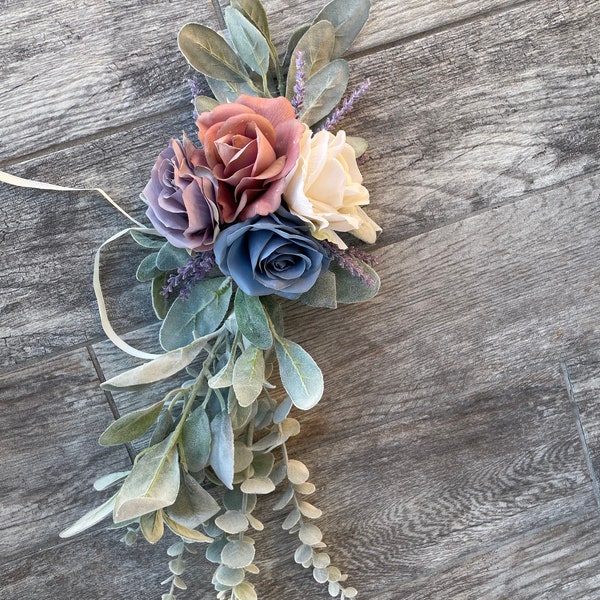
[283,126,381,249]
[196,94,304,223]
[143,136,220,251]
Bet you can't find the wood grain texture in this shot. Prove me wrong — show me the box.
[0,348,130,565]
[0,0,217,162]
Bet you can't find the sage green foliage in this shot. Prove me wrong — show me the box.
[69,0,378,597]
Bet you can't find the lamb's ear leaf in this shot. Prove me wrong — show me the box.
[178,23,248,82]
[313,0,370,58]
[224,7,270,79]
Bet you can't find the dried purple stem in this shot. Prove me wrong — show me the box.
[321,240,379,287]
[321,79,372,131]
[162,251,216,300]
[291,51,306,115]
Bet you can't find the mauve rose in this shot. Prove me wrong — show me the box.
[143,136,220,251]
[196,95,304,223]
[213,210,330,300]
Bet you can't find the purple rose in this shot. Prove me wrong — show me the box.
[214,211,330,300]
[143,136,220,251]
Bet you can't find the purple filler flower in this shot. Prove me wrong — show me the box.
[144,137,220,251]
[214,211,330,300]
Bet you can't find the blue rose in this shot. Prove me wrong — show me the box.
[214,211,330,299]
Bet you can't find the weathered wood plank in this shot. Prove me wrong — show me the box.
[564,353,600,506]
[0,1,217,162]
[0,348,130,565]
[278,173,600,451]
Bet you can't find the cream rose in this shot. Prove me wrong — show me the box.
[282,125,381,249]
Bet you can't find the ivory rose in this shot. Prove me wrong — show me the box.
[283,126,381,249]
[196,95,304,223]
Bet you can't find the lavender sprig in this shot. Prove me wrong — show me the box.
[291,51,306,115]
[321,79,372,131]
[321,240,379,287]
[162,251,216,300]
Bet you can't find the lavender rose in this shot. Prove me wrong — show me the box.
[213,211,330,300]
[143,136,220,251]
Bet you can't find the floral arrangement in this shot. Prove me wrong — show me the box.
[1,0,380,598]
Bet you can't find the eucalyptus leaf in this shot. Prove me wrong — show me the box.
[182,406,212,472]
[299,523,323,546]
[274,338,324,410]
[221,540,256,569]
[223,486,257,513]
[234,289,273,349]
[195,95,219,114]
[234,442,255,473]
[287,459,309,485]
[252,452,274,478]
[99,399,165,446]
[205,76,256,103]
[136,252,161,282]
[314,0,370,57]
[234,581,258,600]
[130,229,166,249]
[93,470,130,491]
[140,510,164,544]
[163,513,213,542]
[273,396,293,424]
[240,476,275,495]
[298,501,323,519]
[206,538,228,564]
[152,273,170,320]
[299,270,337,309]
[215,510,249,534]
[247,513,264,531]
[300,59,349,127]
[59,493,116,538]
[209,412,235,489]
[282,508,301,530]
[101,337,207,392]
[294,543,313,564]
[160,277,232,351]
[331,259,380,303]
[113,435,180,522]
[165,471,220,528]
[273,485,294,510]
[156,243,190,272]
[178,23,248,82]
[225,8,270,81]
[313,567,329,584]
[346,135,368,158]
[215,565,245,587]
[286,20,335,98]
[233,346,265,407]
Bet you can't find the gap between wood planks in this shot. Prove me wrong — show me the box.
[0,0,540,173]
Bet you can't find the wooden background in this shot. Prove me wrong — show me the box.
[2,0,600,598]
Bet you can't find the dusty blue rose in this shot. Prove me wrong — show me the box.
[214,211,330,299]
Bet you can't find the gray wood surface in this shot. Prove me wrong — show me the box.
[2,0,600,598]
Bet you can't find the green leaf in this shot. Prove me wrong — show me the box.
[101,337,207,392]
[331,259,380,303]
[314,0,370,57]
[286,20,335,98]
[159,277,232,351]
[231,0,271,41]
[130,229,166,249]
[156,243,190,271]
[181,406,212,472]
[300,59,349,126]
[136,252,162,282]
[195,95,219,114]
[234,289,273,349]
[59,493,117,538]
[152,273,170,320]
[209,412,235,489]
[299,270,337,308]
[178,23,248,82]
[274,338,323,410]
[114,435,180,522]
[282,25,310,72]
[224,8,270,80]
[215,510,249,534]
[206,76,256,103]
[346,135,368,158]
[99,400,165,446]
[165,471,220,528]
[221,540,256,569]
[140,510,164,544]
[233,346,265,407]
[163,513,213,542]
